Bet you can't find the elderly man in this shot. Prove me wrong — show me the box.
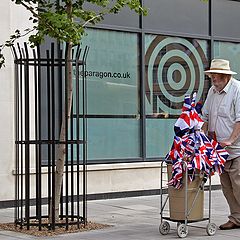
[202,59,240,230]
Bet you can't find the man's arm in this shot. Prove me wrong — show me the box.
[201,122,208,134]
[220,121,240,148]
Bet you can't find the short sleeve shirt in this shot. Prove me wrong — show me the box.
[202,78,240,159]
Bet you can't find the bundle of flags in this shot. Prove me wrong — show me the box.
[166,93,229,189]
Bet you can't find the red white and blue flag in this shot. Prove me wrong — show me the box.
[166,93,229,189]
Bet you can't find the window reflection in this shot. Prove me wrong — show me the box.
[145,35,209,116]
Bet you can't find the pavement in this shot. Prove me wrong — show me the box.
[0,189,239,239]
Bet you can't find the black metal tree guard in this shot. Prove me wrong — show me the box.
[13,42,89,230]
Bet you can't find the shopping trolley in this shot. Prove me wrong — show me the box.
[159,160,217,238]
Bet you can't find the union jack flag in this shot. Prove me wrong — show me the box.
[166,93,229,189]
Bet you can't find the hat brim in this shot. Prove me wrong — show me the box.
[204,69,237,75]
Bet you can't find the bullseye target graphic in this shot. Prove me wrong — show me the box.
[145,36,208,115]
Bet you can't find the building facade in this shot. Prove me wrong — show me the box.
[1,0,240,206]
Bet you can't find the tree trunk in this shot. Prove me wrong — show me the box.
[48,1,74,223]
[55,43,73,221]
[49,42,73,222]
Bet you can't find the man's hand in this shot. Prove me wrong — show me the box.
[221,122,240,148]
[202,122,208,134]
[219,141,232,148]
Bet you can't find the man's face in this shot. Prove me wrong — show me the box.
[209,73,230,92]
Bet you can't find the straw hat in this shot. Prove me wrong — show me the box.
[204,59,237,75]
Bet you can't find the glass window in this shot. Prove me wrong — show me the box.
[98,7,139,28]
[69,118,140,161]
[212,0,240,39]
[83,2,139,28]
[87,119,140,160]
[74,29,141,160]
[214,41,240,80]
[145,34,209,158]
[143,0,209,35]
[146,119,175,158]
[80,29,139,115]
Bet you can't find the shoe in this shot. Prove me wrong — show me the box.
[219,220,240,230]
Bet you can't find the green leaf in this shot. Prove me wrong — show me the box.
[1,0,148,67]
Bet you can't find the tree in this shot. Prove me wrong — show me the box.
[0,0,147,222]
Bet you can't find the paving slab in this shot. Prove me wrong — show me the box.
[0,190,239,239]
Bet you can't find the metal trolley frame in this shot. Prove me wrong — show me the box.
[159,160,217,238]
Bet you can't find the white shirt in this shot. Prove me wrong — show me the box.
[202,78,240,159]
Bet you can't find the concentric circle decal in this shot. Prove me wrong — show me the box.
[145,36,208,115]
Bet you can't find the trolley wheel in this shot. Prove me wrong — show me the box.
[159,221,170,235]
[206,223,217,236]
[177,223,188,238]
